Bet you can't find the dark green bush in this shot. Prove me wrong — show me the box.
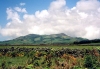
[84,55,98,69]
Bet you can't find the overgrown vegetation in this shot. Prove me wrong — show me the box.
[0,46,100,69]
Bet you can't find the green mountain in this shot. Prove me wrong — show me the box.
[0,33,87,45]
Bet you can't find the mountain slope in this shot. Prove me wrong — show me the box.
[0,33,87,45]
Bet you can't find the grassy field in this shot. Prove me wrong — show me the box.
[0,56,27,67]
[0,45,100,69]
[0,45,100,49]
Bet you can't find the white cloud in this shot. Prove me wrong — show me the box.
[35,10,49,19]
[84,26,100,39]
[6,8,20,20]
[76,0,100,12]
[49,0,66,10]
[20,3,25,6]
[1,0,100,40]
[14,7,27,13]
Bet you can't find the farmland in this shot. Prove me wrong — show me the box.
[0,45,100,69]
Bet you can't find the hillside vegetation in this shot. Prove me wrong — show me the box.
[0,33,86,45]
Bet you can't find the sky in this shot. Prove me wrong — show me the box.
[0,0,100,41]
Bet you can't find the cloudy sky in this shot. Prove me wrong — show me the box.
[0,0,100,41]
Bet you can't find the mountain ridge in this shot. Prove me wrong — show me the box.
[0,33,87,45]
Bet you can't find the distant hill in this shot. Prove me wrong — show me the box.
[0,33,87,45]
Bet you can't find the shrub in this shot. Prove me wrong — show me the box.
[84,55,98,69]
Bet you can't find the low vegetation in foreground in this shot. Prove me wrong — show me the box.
[0,46,100,69]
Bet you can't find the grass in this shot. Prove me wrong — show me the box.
[0,56,27,67]
[0,45,100,49]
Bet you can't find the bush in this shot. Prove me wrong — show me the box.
[84,55,98,69]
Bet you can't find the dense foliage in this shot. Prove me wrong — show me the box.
[0,46,100,69]
[74,39,100,45]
